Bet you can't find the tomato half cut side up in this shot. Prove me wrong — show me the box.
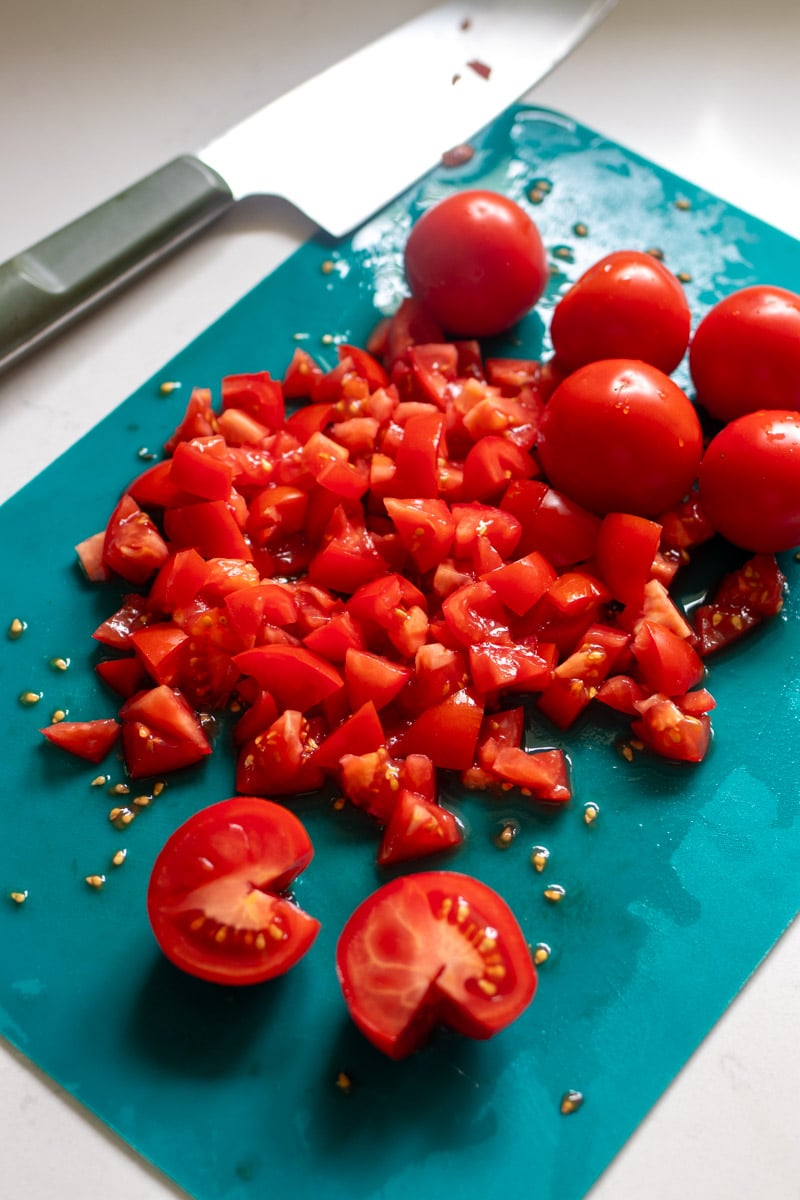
[147,797,320,986]
[336,870,536,1059]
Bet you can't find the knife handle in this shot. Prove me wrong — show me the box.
[0,156,233,373]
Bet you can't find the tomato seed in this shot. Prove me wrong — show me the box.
[560,1089,584,1115]
[530,846,550,872]
[85,875,106,889]
[543,884,566,904]
[7,618,26,640]
[9,890,28,905]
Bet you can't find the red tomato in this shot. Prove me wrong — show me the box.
[403,191,548,336]
[550,250,691,374]
[689,285,800,421]
[147,797,320,986]
[536,360,703,517]
[335,871,536,1058]
[40,718,121,763]
[693,554,785,656]
[698,410,800,552]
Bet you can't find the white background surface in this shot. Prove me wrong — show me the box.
[1,1,800,1196]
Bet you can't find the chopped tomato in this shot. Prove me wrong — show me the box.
[40,718,121,764]
[336,871,537,1058]
[377,791,463,866]
[147,797,319,985]
[118,685,212,778]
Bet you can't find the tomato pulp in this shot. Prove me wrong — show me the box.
[147,797,320,985]
[336,871,537,1059]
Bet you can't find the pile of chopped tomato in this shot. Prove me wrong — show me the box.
[44,295,787,867]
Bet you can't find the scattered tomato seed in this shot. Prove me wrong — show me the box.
[336,1071,353,1093]
[49,656,70,671]
[533,942,551,965]
[9,890,28,905]
[543,884,566,904]
[321,260,336,275]
[583,801,600,825]
[109,782,130,796]
[50,709,67,723]
[573,222,589,237]
[90,774,108,787]
[18,690,42,707]
[675,197,691,210]
[560,1090,584,1115]
[159,381,181,395]
[111,849,127,868]
[85,874,106,890]
[7,618,26,640]
[531,846,550,873]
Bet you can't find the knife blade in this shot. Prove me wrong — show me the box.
[0,0,614,374]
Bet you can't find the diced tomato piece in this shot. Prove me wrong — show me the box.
[502,480,600,567]
[222,371,285,430]
[337,343,390,392]
[469,641,554,698]
[233,644,344,712]
[345,648,411,712]
[169,436,235,501]
[491,746,571,803]
[119,685,212,778]
[442,580,512,647]
[377,791,463,866]
[75,531,109,582]
[595,674,648,716]
[303,611,366,664]
[631,694,711,763]
[95,656,149,699]
[103,493,170,585]
[398,688,484,770]
[451,503,522,561]
[311,701,385,770]
[594,512,663,608]
[460,436,537,503]
[475,708,526,769]
[631,620,706,697]
[383,497,454,575]
[483,551,558,616]
[165,499,252,562]
[164,386,218,452]
[130,622,189,686]
[236,710,326,796]
[92,595,154,650]
[128,459,194,510]
[282,347,325,399]
[40,718,121,764]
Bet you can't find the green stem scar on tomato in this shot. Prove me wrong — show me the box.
[336,871,537,1060]
[146,797,320,985]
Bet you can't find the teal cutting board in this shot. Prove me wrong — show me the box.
[2,105,800,1200]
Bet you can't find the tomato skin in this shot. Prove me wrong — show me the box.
[336,870,536,1059]
[550,250,691,374]
[537,360,703,517]
[698,410,800,552]
[403,191,548,336]
[147,797,320,986]
[689,285,800,421]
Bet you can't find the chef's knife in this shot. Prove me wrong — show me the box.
[0,0,614,374]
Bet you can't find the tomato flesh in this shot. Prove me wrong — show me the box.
[336,871,536,1058]
[147,797,320,985]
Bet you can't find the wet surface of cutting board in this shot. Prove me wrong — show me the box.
[1,105,799,1200]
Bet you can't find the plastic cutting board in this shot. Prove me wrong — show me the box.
[1,105,799,1200]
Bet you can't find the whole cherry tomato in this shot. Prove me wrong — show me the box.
[689,284,800,421]
[536,359,704,516]
[550,249,691,374]
[403,190,548,336]
[698,409,800,551]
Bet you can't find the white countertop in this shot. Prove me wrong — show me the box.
[2,1,799,1196]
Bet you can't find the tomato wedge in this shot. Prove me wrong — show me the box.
[147,797,320,985]
[336,871,537,1059]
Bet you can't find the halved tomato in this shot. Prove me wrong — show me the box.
[147,797,320,985]
[336,870,537,1059]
